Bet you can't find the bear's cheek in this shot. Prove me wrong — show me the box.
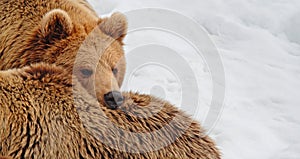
[77,78,94,95]
[116,63,126,86]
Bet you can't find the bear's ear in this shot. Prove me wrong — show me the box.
[40,9,73,42]
[99,12,127,42]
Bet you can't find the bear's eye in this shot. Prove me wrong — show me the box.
[112,68,118,76]
[80,69,93,78]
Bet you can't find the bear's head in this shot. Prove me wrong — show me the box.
[27,9,127,109]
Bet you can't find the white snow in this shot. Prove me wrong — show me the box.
[88,0,300,158]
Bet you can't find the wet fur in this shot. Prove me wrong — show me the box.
[0,63,221,158]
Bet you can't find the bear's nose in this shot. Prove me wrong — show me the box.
[104,91,124,109]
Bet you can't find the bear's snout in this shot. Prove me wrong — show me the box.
[104,91,124,109]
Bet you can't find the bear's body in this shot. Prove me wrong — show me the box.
[0,0,127,108]
[0,63,221,159]
[0,1,221,158]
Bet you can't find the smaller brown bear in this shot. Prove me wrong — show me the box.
[0,0,127,109]
[0,63,221,159]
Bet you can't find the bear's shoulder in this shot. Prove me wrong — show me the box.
[0,63,73,88]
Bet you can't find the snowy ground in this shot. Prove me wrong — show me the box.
[88,0,300,158]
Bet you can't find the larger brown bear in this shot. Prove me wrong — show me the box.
[0,0,127,109]
[0,63,221,159]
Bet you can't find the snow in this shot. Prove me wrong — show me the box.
[88,0,300,158]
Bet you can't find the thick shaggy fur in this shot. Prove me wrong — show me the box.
[0,0,127,104]
[0,63,221,159]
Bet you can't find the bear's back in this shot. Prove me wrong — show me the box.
[0,63,221,159]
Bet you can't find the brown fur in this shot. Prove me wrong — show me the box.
[0,0,127,105]
[0,63,221,159]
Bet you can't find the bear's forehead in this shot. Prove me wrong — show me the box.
[74,35,123,66]
[77,31,114,55]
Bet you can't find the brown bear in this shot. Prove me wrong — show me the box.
[0,63,221,159]
[0,0,127,109]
